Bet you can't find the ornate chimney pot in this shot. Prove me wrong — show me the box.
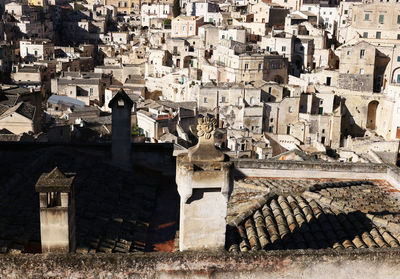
[176,115,232,251]
[35,167,76,253]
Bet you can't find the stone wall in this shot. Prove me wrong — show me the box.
[2,249,400,278]
[232,159,389,180]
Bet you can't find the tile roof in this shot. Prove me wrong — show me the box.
[227,178,400,253]
[0,145,177,254]
[15,103,35,120]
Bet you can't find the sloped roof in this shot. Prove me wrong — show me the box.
[227,178,400,252]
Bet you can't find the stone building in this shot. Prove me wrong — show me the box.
[346,2,400,42]
[171,15,204,38]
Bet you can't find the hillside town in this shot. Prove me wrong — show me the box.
[0,0,399,165]
[2,0,400,277]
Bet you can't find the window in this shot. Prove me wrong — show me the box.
[398,15,400,24]
[258,63,262,71]
[90,88,94,96]
[360,49,365,58]
[250,97,254,105]
[118,1,121,7]
[347,50,350,55]
[286,125,290,135]
[364,13,370,21]
[222,35,225,39]
[376,31,381,39]
[379,14,384,24]
[397,56,400,62]
[363,32,368,38]
[360,68,364,74]
[398,34,400,40]
[244,63,248,71]
[282,46,286,51]
[268,126,274,133]
[344,10,348,15]
[288,106,293,113]
[203,97,207,103]
[221,96,226,103]
[342,20,346,24]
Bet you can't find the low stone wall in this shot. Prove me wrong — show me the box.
[232,160,388,180]
[2,249,400,278]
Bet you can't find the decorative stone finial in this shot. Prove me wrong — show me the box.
[197,116,217,139]
[188,116,224,162]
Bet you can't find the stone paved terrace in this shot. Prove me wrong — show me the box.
[226,178,400,252]
[0,143,179,254]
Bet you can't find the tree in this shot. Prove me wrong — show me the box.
[173,0,181,18]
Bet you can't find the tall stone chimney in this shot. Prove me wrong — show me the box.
[35,167,76,253]
[176,116,232,251]
[108,88,134,168]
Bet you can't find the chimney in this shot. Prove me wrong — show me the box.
[108,88,134,168]
[35,167,76,253]
[176,116,232,251]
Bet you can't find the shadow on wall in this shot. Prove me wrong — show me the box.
[340,99,366,140]
[0,143,180,254]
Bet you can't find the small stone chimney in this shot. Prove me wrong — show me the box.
[35,167,76,253]
[108,88,134,168]
[176,116,232,251]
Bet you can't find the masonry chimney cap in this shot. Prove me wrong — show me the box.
[35,167,75,193]
[108,88,134,109]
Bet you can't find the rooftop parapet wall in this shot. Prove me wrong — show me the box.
[232,159,389,180]
[2,249,400,279]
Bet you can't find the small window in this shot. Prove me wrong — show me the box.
[364,13,370,21]
[347,50,350,55]
[344,10,348,15]
[398,15,400,24]
[245,64,249,71]
[221,96,226,103]
[360,49,365,59]
[258,63,262,71]
[282,46,286,52]
[397,34,400,40]
[363,32,368,38]
[360,68,364,74]
[204,97,207,103]
[397,56,400,62]
[288,106,293,113]
[376,31,381,39]
[250,97,255,105]
[379,14,384,24]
